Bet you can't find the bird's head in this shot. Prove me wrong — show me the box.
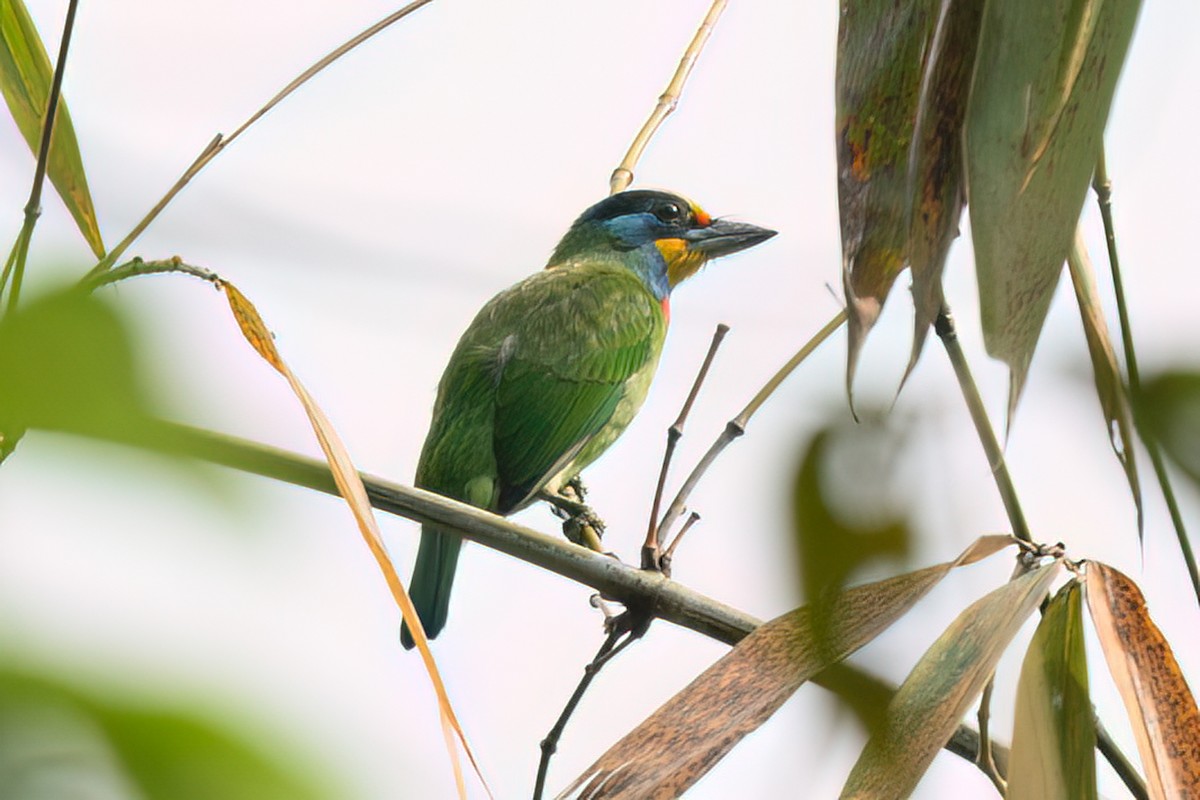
[548,190,777,299]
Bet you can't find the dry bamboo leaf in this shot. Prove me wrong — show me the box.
[0,0,105,257]
[1067,232,1142,536]
[835,0,937,398]
[903,0,983,381]
[219,282,487,799]
[1008,580,1096,800]
[558,535,1016,800]
[840,559,1061,799]
[965,0,1140,418]
[1086,562,1200,800]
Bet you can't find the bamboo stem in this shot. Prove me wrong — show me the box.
[3,0,81,313]
[608,0,729,194]
[1093,151,1198,607]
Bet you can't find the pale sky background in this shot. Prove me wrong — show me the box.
[2,1,1198,798]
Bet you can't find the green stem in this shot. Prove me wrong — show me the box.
[1093,151,1199,607]
[935,306,1032,543]
[3,0,81,314]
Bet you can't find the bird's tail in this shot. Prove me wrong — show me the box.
[400,524,463,650]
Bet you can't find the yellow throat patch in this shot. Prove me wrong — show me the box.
[657,200,712,287]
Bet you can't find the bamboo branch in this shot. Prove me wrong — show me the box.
[41,416,1006,774]
[608,0,729,194]
[83,0,437,278]
[3,0,81,313]
[934,306,1032,543]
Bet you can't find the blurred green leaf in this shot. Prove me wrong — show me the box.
[904,0,983,377]
[835,0,937,394]
[1139,371,1200,486]
[1067,232,1142,535]
[841,559,1061,799]
[0,670,332,800]
[1008,580,1096,800]
[965,0,1141,416]
[0,0,105,258]
[1086,562,1200,798]
[0,286,151,439]
[560,535,1015,800]
[793,423,910,649]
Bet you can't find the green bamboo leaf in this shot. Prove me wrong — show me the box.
[0,670,332,800]
[1087,562,1200,799]
[840,559,1062,799]
[559,535,1016,800]
[1008,580,1096,800]
[965,0,1140,418]
[1066,232,1142,536]
[904,0,984,379]
[0,0,105,257]
[1139,371,1200,487]
[835,0,937,397]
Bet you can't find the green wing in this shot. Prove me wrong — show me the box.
[404,263,664,646]
[485,265,664,512]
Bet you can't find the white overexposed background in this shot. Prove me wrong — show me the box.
[1,2,1197,798]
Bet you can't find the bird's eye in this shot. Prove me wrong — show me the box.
[655,201,687,225]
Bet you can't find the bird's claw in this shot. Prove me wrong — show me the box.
[562,508,606,551]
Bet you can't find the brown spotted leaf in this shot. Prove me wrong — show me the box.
[1008,580,1096,800]
[1066,232,1142,536]
[965,0,1141,417]
[904,0,984,380]
[0,0,104,257]
[558,535,1016,800]
[840,559,1061,799]
[836,0,937,397]
[1086,562,1200,800]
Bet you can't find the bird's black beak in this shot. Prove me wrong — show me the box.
[682,218,777,258]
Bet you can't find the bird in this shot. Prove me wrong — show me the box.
[401,189,775,648]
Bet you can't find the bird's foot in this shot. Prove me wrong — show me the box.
[538,488,608,552]
[562,508,606,552]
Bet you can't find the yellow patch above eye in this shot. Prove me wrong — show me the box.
[656,238,708,287]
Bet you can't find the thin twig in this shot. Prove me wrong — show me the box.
[644,324,729,569]
[533,628,637,800]
[3,0,81,314]
[85,257,222,291]
[608,0,729,194]
[83,0,436,279]
[975,678,1006,795]
[934,306,1032,543]
[659,511,701,576]
[1093,151,1199,607]
[658,309,846,539]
